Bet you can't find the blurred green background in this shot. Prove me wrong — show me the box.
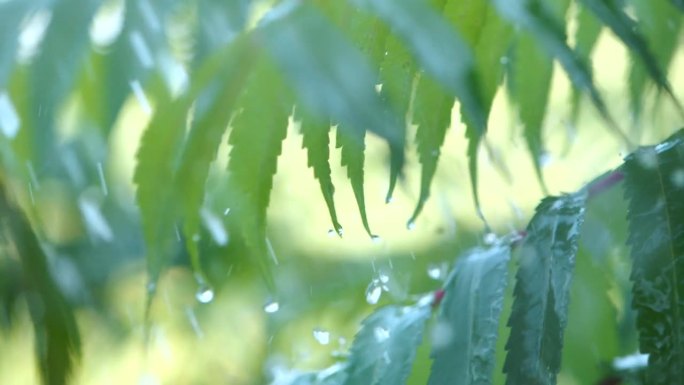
[0,0,682,384]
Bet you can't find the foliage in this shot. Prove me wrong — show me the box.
[0,0,683,384]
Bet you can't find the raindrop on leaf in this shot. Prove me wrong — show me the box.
[406,220,416,231]
[374,326,390,342]
[195,285,214,304]
[264,300,280,313]
[365,280,382,305]
[313,328,331,345]
[427,263,444,280]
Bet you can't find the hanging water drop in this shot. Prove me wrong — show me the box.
[195,285,214,304]
[427,263,444,280]
[327,229,336,237]
[365,280,382,305]
[312,328,331,345]
[371,235,382,244]
[406,220,416,231]
[264,300,280,313]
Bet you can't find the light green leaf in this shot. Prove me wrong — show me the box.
[581,0,683,117]
[227,59,291,289]
[623,128,684,384]
[0,180,80,385]
[570,4,602,123]
[626,0,683,121]
[504,192,588,385]
[343,303,432,385]
[297,111,343,236]
[428,244,511,385]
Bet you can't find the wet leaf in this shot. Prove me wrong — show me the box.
[504,192,588,385]
[428,244,511,385]
[336,125,373,238]
[343,303,432,385]
[623,128,684,384]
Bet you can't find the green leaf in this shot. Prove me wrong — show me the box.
[0,1,39,88]
[626,0,683,121]
[409,77,453,225]
[175,38,256,277]
[570,4,602,123]
[428,244,511,385]
[672,0,684,11]
[0,180,80,385]
[503,192,588,385]
[492,0,628,144]
[227,59,291,289]
[623,128,684,384]
[259,4,402,150]
[580,0,683,117]
[134,92,189,288]
[510,33,553,193]
[297,111,343,236]
[343,303,432,385]
[336,125,374,238]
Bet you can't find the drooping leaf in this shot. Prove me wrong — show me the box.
[409,77,453,225]
[0,180,80,385]
[336,125,373,238]
[510,33,553,193]
[428,243,511,385]
[580,0,684,117]
[227,59,292,289]
[623,128,684,384]
[491,0,628,144]
[175,38,256,276]
[192,0,251,68]
[259,4,402,151]
[570,4,602,123]
[297,111,343,236]
[343,303,432,385]
[504,192,588,385]
[625,0,683,121]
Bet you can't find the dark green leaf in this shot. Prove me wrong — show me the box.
[580,0,683,117]
[227,59,291,289]
[623,128,684,384]
[626,0,682,121]
[570,4,602,123]
[504,192,588,385]
[336,125,373,238]
[343,303,432,385]
[672,0,684,11]
[428,244,511,385]
[0,180,80,385]
[297,111,343,236]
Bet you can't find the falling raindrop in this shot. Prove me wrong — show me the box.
[96,162,108,196]
[312,328,331,345]
[365,279,382,305]
[427,263,444,280]
[406,220,416,231]
[374,326,390,342]
[223,208,231,216]
[200,208,229,246]
[264,300,280,313]
[184,306,204,338]
[78,197,114,242]
[195,285,214,304]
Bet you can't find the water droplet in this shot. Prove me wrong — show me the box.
[371,235,382,244]
[223,208,231,216]
[538,151,552,167]
[264,300,280,313]
[78,197,114,242]
[184,306,204,338]
[427,263,444,280]
[407,221,416,231]
[483,232,497,245]
[0,92,20,139]
[378,272,390,284]
[365,280,382,305]
[201,208,228,246]
[129,30,154,68]
[374,326,390,342]
[671,169,684,188]
[195,285,214,303]
[337,227,344,236]
[312,328,331,345]
[327,229,336,237]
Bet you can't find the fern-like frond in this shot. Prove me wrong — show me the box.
[504,192,588,385]
[428,243,511,385]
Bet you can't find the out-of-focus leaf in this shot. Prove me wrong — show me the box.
[581,0,683,117]
[623,128,684,384]
[175,38,255,276]
[570,4,602,123]
[336,125,373,238]
[0,258,21,331]
[672,0,684,11]
[625,0,682,121]
[409,77,453,225]
[0,180,80,385]
[492,0,628,144]
[510,33,553,192]
[259,4,402,151]
[297,111,342,236]
[343,303,432,385]
[192,0,250,67]
[227,59,291,289]
[504,192,588,385]
[428,244,511,385]
[0,1,43,88]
